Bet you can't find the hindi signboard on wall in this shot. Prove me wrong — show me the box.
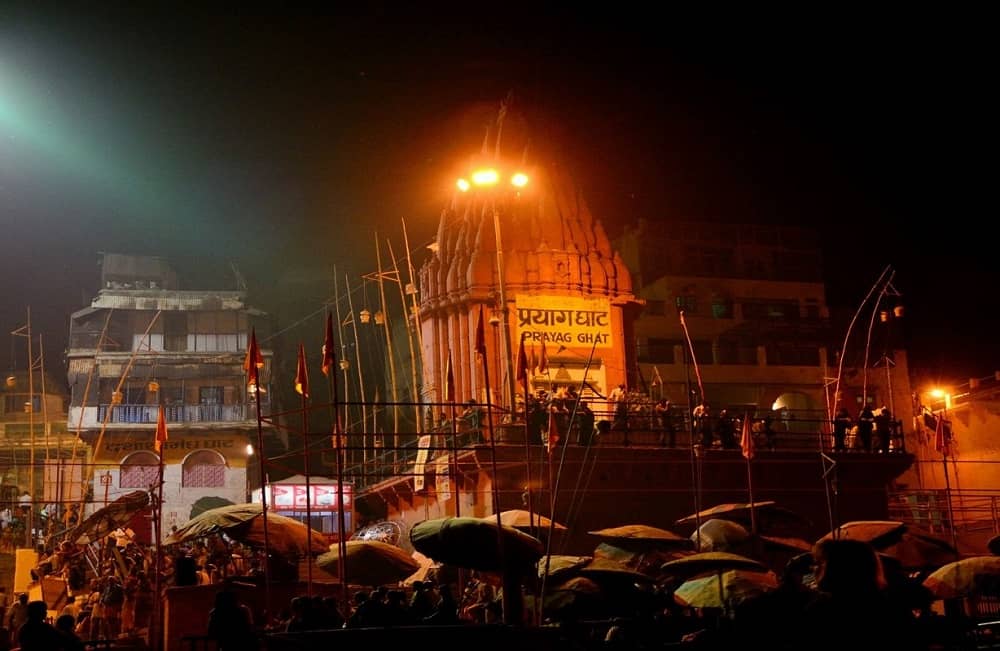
[515,295,613,349]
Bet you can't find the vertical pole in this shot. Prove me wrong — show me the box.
[300,390,313,595]
[253,367,271,621]
[325,345,349,603]
[941,407,960,555]
[345,274,368,465]
[332,269,350,439]
[153,431,165,651]
[491,204,517,422]
[374,236,400,460]
[387,239,422,434]
[401,217,427,406]
[27,307,35,548]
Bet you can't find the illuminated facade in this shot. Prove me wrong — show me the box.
[65,254,273,542]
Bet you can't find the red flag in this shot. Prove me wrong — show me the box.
[935,414,951,457]
[546,411,560,460]
[474,305,487,358]
[528,342,538,376]
[154,404,168,454]
[445,350,456,403]
[515,335,529,397]
[740,413,755,461]
[243,328,263,388]
[295,343,310,398]
[538,338,549,374]
[321,312,336,376]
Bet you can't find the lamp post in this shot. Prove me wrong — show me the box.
[929,388,960,553]
[456,167,529,422]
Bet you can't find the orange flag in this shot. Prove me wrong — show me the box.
[445,350,455,403]
[243,328,263,388]
[295,343,310,398]
[528,342,538,376]
[154,404,168,454]
[538,338,549,374]
[474,305,487,358]
[321,312,336,376]
[546,410,560,460]
[515,335,529,397]
[740,413,755,461]
[935,414,951,457]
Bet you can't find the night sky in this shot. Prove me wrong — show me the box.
[0,6,993,388]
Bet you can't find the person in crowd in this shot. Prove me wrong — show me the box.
[206,590,255,650]
[802,538,924,650]
[833,407,852,452]
[54,614,85,651]
[16,600,63,650]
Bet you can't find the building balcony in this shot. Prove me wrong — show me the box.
[68,403,255,428]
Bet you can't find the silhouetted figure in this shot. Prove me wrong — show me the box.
[833,407,852,452]
[857,405,875,452]
[206,590,255,650]
[17,601,63,651]
[803,538,924,650]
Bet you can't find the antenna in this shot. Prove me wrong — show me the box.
[230,262,248,292]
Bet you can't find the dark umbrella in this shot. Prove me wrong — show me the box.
[316,540,420,587]
[189,496,235,520]
[661,551,768,580]
[818,521,957,569]
[675,501,810,533]
[409,516,544,573]
[67,490,150,545]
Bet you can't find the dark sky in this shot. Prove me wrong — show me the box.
[0,6,994,387]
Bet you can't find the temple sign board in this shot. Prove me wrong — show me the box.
[515,295,613,349]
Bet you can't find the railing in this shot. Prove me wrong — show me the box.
[97,403,249,423]
[344,411,910,490]
[889,488,1000,537]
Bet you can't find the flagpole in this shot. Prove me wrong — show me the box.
[741,412,757,536]
[476,306,513,624]
[247,329,272,620]
[938,408,959,554]
[296,344,314,596]
[445,350,460,518]
[322,313,349,600]
[153,404,167,651]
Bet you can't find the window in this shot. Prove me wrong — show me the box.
[133,333,164,352]
[182,450,227,488]
[711,297,733,319]
[645,300,666,316]
[675,295,697,314]
[120,451,160,488]
[638,338,681,364]
[199,387,223,405]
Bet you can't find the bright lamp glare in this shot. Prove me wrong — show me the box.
[456,178,470,192]
[930,389,945,398]
[471,169,499,186]
[511,172,529,187]
[246,444,254,456]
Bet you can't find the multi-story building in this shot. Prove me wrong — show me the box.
[617,218,914,439]
[65,254,273,543]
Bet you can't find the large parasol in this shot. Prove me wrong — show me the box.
[409,516,544,573]
[818,520,958,569]
[923,556,1000,600]
[316,540,420,587]
[483,509,567,531]
[674,569,778,609]
[67,490,150,545]
[675,501,810,534]
[163,503,328,555]
[661,551,768,580]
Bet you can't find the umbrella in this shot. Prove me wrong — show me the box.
[988,535,1000,556]
[539,555,650,583]
[818,520,906,545]
[593,542,693,576]
[189,496,235,520]
[674,569,778,609]
[818,521,957,569]
[316,540,420,587]
[544,575,604,617]
[924,556,1000,600]
[484,509,567,531]
[589,524,689,543]
[67,490,150,545]
[675,501,810,532]
[409,516,544,573]
[163,503,328,555]
[691,518,750,552]
[661,551,768,580]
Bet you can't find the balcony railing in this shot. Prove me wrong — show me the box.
[96,403,250,424]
